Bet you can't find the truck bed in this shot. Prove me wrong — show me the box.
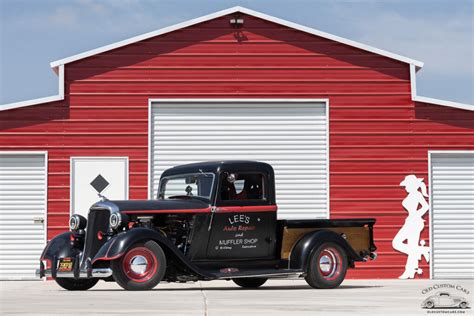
[278,218,376,260]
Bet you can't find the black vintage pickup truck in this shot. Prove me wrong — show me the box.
[37,161,376,291]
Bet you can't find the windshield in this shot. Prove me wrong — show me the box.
[158,173,215,200]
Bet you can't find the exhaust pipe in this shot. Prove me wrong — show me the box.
[362,252,377,262]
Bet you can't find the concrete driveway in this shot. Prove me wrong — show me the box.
[1,279,473,315]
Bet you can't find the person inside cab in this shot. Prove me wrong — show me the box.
[220,173,263,200]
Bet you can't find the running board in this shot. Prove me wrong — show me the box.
[212,268,304,279]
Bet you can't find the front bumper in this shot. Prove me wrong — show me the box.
[37,254,113,279]
[36,268,112,279]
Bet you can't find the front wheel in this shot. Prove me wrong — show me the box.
[304,242,348,289]
[233,278,267,288]
[55,278,98,291]
[111,240,166,291]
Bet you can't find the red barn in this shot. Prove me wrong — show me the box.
[1,6,473,280]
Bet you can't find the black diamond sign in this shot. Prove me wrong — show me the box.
[90,174,110,193]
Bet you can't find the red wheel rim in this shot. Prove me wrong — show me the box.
[122,247,158,283]
[317,247,342,281]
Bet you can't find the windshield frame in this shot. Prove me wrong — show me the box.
[158,172,216,201]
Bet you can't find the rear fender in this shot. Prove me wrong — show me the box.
[92,227,212,278]
[288,229,361,271]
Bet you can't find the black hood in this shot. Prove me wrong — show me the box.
[99,199,210,213]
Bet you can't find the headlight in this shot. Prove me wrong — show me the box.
[69,214,87,231]
[109,212,128,230]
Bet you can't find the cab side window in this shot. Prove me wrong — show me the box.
[220,173,265,201]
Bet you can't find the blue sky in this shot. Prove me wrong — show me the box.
[1,0,473,105]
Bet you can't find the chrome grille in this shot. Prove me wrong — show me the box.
[81,209,110,266]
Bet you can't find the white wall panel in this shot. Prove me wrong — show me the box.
[0,153,47,280]
[430,152,474,279]
[150,101,328,219]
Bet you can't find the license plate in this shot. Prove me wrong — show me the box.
[58,258,73,272]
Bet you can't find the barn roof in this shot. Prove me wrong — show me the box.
[48,6,424,70]
[1,6,472,111]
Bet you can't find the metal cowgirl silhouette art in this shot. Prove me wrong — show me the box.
[392,175,430,279]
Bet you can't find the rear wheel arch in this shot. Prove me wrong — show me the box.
[289,229,358,271]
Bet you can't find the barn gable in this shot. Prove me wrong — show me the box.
[1,6,471,111]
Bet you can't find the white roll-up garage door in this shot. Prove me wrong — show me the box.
[430,151,474,279]
[0,152,47,280]
[150,100,329,219]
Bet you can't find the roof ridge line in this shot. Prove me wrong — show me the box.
[49,5,424,69]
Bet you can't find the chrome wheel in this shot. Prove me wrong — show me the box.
[305,242,348,289]
[112,241,166,291]
[130,255,148,274]
[317,247,342,281]
[122,247,158,283]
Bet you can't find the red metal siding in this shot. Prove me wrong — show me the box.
[1,13,473,279]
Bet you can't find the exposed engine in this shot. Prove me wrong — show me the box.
[133,214,195,255]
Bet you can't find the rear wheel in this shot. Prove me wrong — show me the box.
[304,242,348,289]
[55,278,98,291]
[111,240,166,291]
[233,278,267,288]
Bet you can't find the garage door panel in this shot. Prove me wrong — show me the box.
[431,152,474,279]
[0,153,46,280]
[151,101,328,219]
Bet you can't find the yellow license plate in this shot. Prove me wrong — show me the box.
[58,259,73,272]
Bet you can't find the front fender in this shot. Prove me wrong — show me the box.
[288,229,361,270]
[40,232,79,261]
[92,227,212,278]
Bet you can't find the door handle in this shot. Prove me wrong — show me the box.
[33,217,45,224]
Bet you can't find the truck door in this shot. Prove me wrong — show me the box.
[206,172,277,259]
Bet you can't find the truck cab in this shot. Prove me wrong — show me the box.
[37,161,376,291]
[159,161,278,262]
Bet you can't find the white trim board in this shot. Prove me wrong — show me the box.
[1,7,472,112]
[409,65,472,111]
[49,6,423,69]
[0,65,65,111]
